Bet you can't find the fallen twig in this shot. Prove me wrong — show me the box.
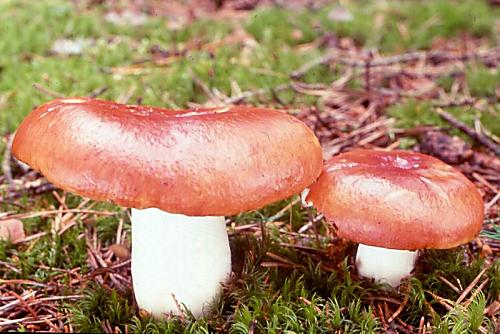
[455,266,490,304]
[0,209,118,221]
[0,291,36,316]
[32,83,65,98]
[291,46,500,78]
[434,108,500,155]
[387,293,410,324]
[223,83,290,105]
[266,197,300,222]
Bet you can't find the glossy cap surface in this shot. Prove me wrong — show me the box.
[307,149,483,250]
[13,98,323,216]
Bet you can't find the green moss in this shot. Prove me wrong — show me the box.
[319,0,498,51]
[246,8,320,46]
[388,99,500,137]
[0,0,498,332]
[245,0,498,58]
[466,64,500,98]
[70,284,137,333]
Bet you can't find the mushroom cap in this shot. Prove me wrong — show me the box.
[13,98,323,216]
[306,149,483,250]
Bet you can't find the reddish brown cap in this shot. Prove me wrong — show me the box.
[13,98,323,216]
[306,149,484,250]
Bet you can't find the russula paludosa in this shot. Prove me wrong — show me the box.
[12,97,323,317]
[306,149,484,287]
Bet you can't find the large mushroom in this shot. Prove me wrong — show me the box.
[306,149,483,287]
[12,97,323,318]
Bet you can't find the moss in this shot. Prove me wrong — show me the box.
[0,0,498,332]
[466,64,500,98]
[387,99,500,137]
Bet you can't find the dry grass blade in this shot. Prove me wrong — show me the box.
[463,278,489,308]
[8,291,38,321]
[455,266,490,304]
[438,276,461,293]
[263,252,304,269]
[387,293,410,324]
[0,1,498,332]
[377,303,388,331]
[0,291,36,316]
[0,209,118,221]
[32,83,65,98]
[298,296,322,313]
[223,84,290,105]
[425,291,455,311]
[485,192,500,212]
[267,197,300,222]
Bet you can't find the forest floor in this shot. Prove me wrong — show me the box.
[0,0,499,332]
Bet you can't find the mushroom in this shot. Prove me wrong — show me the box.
[306,149,483,287]
[12,98,323,318]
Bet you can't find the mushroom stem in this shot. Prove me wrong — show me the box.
[355,244,418,287]
[131,208,231,318]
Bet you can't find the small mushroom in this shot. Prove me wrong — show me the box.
[12,98,323,317]
[306,149,483,287]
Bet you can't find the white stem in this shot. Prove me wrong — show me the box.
[300,188,313,208]
[131,208,231,318]
[355,244,418,287]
